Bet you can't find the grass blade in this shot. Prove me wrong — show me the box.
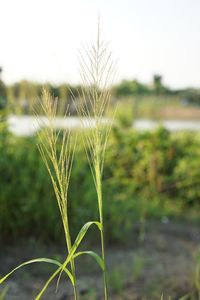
[56,221,101,290]
[36,221,101,299]
[0,286,9,300]
[74,251,104,271]
[0,258,74,286]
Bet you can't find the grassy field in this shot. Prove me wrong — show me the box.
[112,96,200,122]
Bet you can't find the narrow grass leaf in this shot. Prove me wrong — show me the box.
[178,295,189,300]
[37,221,101,298]
[0,286,9,300]
[35,267,62,300]
[56,221,102,290]
[0,258,74,286]
[73,251,104,270]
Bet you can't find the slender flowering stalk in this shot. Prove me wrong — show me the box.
[0,89,80,300]
[0,23,116,300]
[36,89,78,299]
[74,21,116,300]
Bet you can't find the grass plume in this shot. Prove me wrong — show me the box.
[0,21,116,300]
[72,19,116,300]
[36,89,78,299]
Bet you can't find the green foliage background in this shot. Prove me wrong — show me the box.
[1,125,200,243]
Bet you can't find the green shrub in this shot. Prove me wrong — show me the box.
[1,126,200,243]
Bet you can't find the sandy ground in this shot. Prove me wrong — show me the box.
[0,220,200,300]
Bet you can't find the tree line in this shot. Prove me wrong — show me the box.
[1,71,200,114]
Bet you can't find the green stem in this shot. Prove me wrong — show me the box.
[63,215,78,300]
[100,217,108,300]
[96,162,108,300]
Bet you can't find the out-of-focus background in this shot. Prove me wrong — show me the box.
[1,0,200,299]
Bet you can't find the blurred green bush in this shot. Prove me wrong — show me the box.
[0,125,200,244]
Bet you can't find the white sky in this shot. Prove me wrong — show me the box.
[0,0,200,88]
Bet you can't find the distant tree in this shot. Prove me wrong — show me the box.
[6,85,16,112]
[0,67,8,140]
[113,79,149,97]
[58,84,69,115]
[51,85,59,98]
[181,88,200,106]
[153,74,166,95]
[0,67,7,110]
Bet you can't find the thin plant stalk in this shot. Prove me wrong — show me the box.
[0,28,115,298]
[74,20,116,300]
[36,89,78,299]
[0,89,81,299]
[96,162,108,299]
[0,23,115,300]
